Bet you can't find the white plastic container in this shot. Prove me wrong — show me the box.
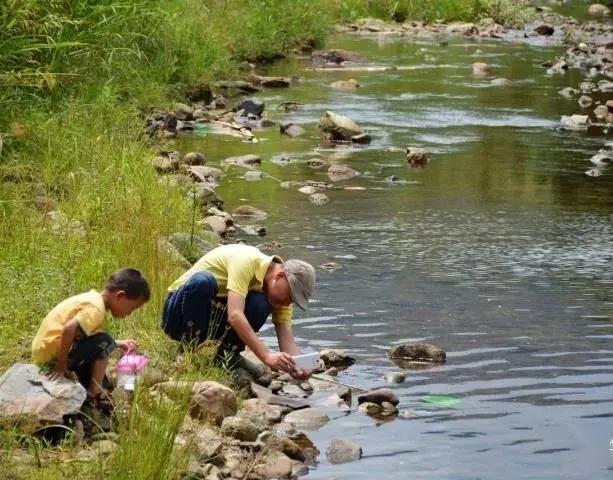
[293,352,321,371]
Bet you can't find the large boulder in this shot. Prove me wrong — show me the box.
[320,349,356,368]
[168,232,216,264]
[357,388,399,406]
[318,111,366,141]
[220,415,262,441]
[237,98,265,116]
[0,364,86,428]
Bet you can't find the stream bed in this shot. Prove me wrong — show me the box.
[177,30,612,480]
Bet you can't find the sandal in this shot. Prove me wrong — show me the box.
[85,392,113,413]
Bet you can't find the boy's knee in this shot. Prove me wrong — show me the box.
[89,332,117,358]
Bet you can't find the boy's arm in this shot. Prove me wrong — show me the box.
[48,319,79,381]
[227,292,296,374]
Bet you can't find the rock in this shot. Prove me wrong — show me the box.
[389,342,446,364]
[157,239,191,268]
[357,388,399,406]
[534,24,554,36]
[248,74,291,88]
[298,185,318,195]
[45,211,86,237]
[350,132,372,144]
[328,163,360,182]
[300,382,313,393]
[319,111,365,141]
[186,183,224,208]
[151,151,180,174]
[319,262,341,272]
[205,215,232,237]
[330,79,359,90]
[0,363,86,428]
[281,384,308,398]
[590,151,612,167]
[185,381,236,425]
[588,4,610,16]
[560,114,590,130]
[139,367,169,388]
[220,415,261,441]
[244,170,263,181]
[472,62,491,76]
[169,232,215,264]
[323,367,338,376]
[308,193,329,205]
[446,22,478,36]
[269,380,283,393]
[239,398,283,425]
[283,408,330,430]
[607,100,613,112]
[232,205,267,219]
[186,165,225,183]
[312,49,366,66]
[90,439,118,456]
[236,97,265,116]
[280,122,306,138]
[559,87,579,98]
[384,372,406,384]
[320,349,356,368]
[326,439,362,464]
[359,401,381,415]
[406,147,428,167]
[594,105,609,120]
[280,180,304,189]
[381,401,399,414]
[490,78,511,86]
[175,103,194,121]
[307,158,327,169]
[223,154,261,168]
[578,95,593,108]
[254,451,294,478]
[183,151,206,166]
[216,80,260,93]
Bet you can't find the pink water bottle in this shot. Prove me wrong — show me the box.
[116,353,148,391]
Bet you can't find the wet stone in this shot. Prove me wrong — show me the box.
[326,439,362,464]
[357,388,399,406]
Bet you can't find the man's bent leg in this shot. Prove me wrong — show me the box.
[172,271,218,345]
[216,291,272,363]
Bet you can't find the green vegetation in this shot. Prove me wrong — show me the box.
[0,0,531,478]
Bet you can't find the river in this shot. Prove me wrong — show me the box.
[177,26,613,480]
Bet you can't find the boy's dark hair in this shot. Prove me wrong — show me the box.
[106,268,151,301]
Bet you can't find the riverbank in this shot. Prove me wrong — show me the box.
[1,1,609,479]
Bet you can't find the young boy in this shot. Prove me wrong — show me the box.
[31,268,150,404]
[161,244,316,380]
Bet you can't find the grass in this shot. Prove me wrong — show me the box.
[0,0,532,478]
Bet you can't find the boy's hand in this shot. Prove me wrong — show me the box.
[48,365,68,381]
[117,339,138,353]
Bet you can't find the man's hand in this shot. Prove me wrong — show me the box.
[290,368,311,381]
[47,364,68,381]
[264,352,296,374]
[117,339,138,353]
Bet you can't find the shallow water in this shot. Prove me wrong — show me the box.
[178,31,613,479]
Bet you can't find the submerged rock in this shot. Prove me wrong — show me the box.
[406,147,428,167]
[330,79,360,90]
[223,154,262,168]
[472,62,491,76]
[326,439,362,464]
[183,151,206,166]
[312,49,366,66]
[0,363,87,428]
[357,388,399,406]
[248,73,291,88]
[389,342,446,364]
[280,122,306,138]
[308,193,330,205]
[534,24,554,36]
[232,205,268,219]
[328,163,360,181]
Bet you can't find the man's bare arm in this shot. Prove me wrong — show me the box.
[227,292,295,373]
[275,322,300,356]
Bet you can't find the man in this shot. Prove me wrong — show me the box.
[161,244,315,379]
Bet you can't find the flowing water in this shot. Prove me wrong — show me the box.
[178,30,613,479]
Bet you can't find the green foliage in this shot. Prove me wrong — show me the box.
[333,0,530,26]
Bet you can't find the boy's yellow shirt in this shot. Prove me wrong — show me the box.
[31,290,106,363]
[168,244,293,325]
